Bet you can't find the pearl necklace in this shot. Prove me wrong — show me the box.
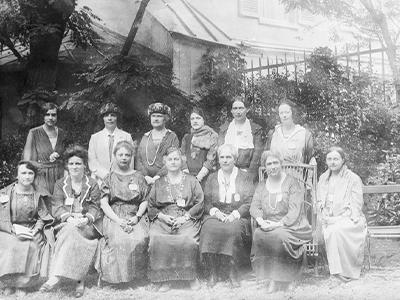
[145,130,165,166]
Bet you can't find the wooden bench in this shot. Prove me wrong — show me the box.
[363,185,400,269]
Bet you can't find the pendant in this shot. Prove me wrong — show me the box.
[128,183,138,191]
[234,193,240,202]
[65,197,74,206]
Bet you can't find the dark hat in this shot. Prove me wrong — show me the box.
[100,103,122,116]
[148,102,171,116]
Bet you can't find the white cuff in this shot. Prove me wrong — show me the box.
[210,207,219,216]
[86,213,95,222]
[232,210,240,219]
[256,217,264,225]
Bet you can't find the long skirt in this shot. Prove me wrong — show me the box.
[51,222,100,280]
[0,231,45,287]
[97,215,149,283]
[252,227,311,282]
[200,217,250,264]
[323,216,367,279]
[148,205,201,283]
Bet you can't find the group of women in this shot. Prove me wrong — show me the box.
[0,98,367,297]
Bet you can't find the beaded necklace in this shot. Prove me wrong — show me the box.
[146,130,165,166]
[165,172,186,203]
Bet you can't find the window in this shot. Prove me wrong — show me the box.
[259,0,297,27]
[239,0,259,18]
[298,9,316,25]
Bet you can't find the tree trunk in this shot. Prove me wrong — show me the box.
[121,0,151,57]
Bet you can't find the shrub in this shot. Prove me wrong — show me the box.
[0,133,25,189]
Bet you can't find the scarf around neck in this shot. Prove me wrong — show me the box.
[191,125,215,150]
[218,166,239,203]
[224,118,254,149]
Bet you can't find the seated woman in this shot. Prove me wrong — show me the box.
[316,147,367,286]
[40,145,103,298]
[0,161,53,297]
[147,146,204,292]
[250,150,312,293]
[136,103,179,185]
[97,141,149,284]
[200,144,255,288]
[181,107,218,187]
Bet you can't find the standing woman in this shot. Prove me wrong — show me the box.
[265,101,313,164]
[250,150,312,293]
[147,146,204,292]
[97,141,149,284]
[40,145,102,298]
[0,161,53,297]
[200,144,255,288]
[316,147,367,285]
[22,102,66,195]
[89,102,135,185]
[181,107,218,186]
[218,96,263,177]
[136,103,179,185]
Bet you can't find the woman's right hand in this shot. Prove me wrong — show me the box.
[116,218,128,228]
[158,213,175,226]
[215,211,227,222]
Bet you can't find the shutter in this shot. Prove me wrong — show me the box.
[240,0,259,18]
[299,9,315,24]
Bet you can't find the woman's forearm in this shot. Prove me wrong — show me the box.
[137,201,148,216]
[100,197,121,223]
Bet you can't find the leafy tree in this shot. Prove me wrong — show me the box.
[280,0,400,102]
[0,0,100,127]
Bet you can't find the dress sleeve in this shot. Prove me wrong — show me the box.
[22,130,37,161]
[249,128,263,174]
[203,176,214,214]
[181,134,189,170]
[250,183,264,219]
[52,180,70,222]
[88,134,109,180]
[187,177,204,219]
[135,137,148,176]
[236,174,255,218]
[85,181,102,223]
[203,132,218,171]
[280,178,304,227]
[349,174,363,221]
[303,130,314,164]
[147,181,161,220]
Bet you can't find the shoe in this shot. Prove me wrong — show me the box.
[190,278,201,291]
[228,261,241,288]
[328,276,342,289]
[267,280,278,294]
[158,282,171,293]
[145,283,161,292]
[15,288,27,297]
[207,273,217,289]
[286,281,297,292]
[75,281,84,298]
[40,280,61,292]
[337,274,351,283]
[3,287,14,296]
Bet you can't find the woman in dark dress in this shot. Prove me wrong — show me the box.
[250,150,312,293]
[200,144,255,288]
[136,103,179,185]
[22,102,66,196]
[181,107,218,187]
[97,141,149,284]
[0,161,53,297]
[147,146,204,292]
[40,145,102,298]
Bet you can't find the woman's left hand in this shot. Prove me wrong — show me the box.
[127,216,139,226]
[224,214,236,223]
[172,216,186,230]
[49,152,59,162]
[77,217,89,228]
